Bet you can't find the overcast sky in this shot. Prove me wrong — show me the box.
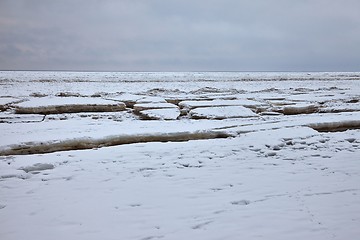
[0,0,359,71]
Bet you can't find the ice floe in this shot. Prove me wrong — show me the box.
[282,104,319,115]
[14,97,126,114]
[179,99,266,109]
[133,102,178,112]
[139,108,181,120]
[189,106,258,119]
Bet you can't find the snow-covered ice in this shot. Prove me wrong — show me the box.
[190,106,258,119]
[0,71,359,240]
[133,102,178,112]
[179,99,266,109]
[139,108,181,120]
[13,96,126,114]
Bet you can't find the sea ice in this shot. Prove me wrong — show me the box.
[0,71,359,240]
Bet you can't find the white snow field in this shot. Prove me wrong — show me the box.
[0,71,360,240]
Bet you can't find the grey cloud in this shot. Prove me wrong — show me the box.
[0,0,359,71]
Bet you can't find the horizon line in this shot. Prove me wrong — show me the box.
[1,69,359,73]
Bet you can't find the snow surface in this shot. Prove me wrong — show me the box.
[0,71,360,240]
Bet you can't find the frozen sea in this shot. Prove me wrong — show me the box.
[0,71,359,239]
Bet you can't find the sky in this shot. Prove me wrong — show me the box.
[0,0,359,71]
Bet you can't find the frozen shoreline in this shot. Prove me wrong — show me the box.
[0,72,359,239]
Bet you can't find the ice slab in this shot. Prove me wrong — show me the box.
[179,99,266,109]
[14,97,126,114]
[282,104,319,115]
[105,93,144,107]
[308,120,360,132]
[133,102,178,112]
[140,108,180,120]
[190,106,258,119]
[0,130,230,155]
[136,96,167,103]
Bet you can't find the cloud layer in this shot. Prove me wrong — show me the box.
[1,0,359,71]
